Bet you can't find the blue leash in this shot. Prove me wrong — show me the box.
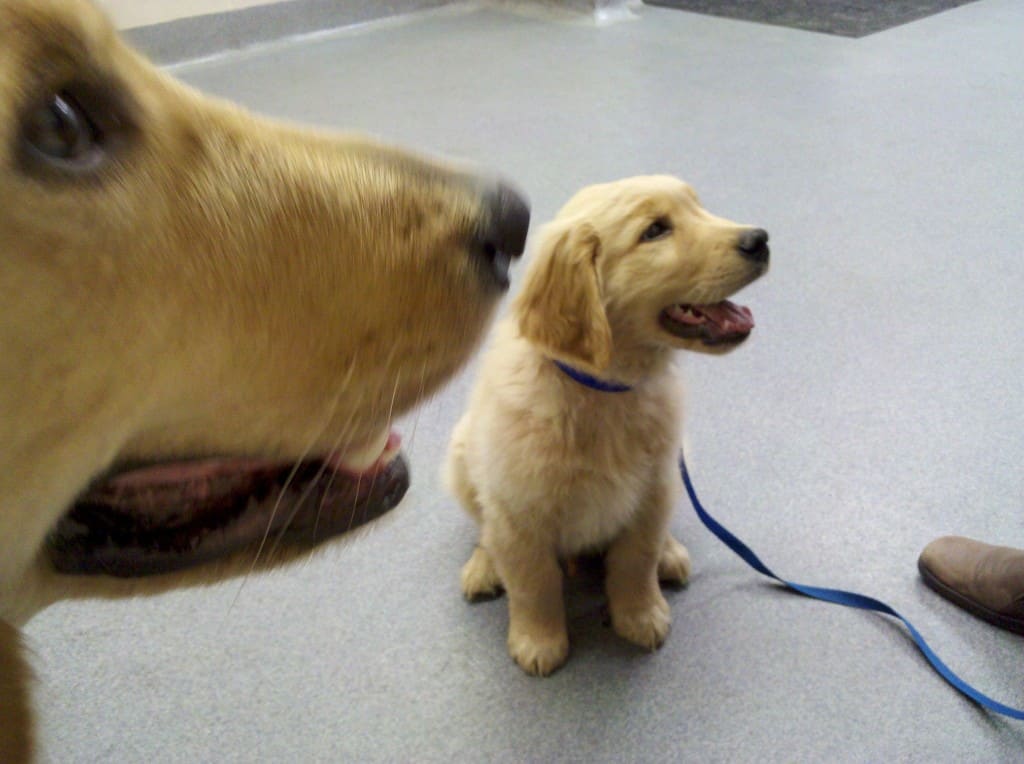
[679,453,1024,720]
[552,359,1023,718]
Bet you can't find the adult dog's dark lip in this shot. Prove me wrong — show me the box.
[659,300,754,346]
[45,443,409,578]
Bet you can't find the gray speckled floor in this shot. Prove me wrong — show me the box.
[26,1,1024,761]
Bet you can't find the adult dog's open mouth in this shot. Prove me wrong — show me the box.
[45,432,407,577]
[659,301,755,346]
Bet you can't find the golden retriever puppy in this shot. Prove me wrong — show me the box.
[0,0,528,758]
[445,175,768,676]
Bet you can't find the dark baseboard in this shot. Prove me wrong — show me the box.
[642,0,980,38]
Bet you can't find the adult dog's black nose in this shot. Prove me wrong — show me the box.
[473,181,530,289]
[737,228,770,265]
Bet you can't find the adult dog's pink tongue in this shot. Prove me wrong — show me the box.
[700,300,754,336]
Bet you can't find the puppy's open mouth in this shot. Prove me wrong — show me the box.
[45,432,408,578]
[659,301,755,346]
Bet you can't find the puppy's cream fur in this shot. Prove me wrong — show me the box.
[446,176,766,676]
[0,0,522,756]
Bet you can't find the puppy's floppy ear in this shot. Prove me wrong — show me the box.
[515,221,612,373]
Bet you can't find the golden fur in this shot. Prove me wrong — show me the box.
[0,0,524,757]
[445,175,768,675]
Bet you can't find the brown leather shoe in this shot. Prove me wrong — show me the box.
[918,536,1024,635]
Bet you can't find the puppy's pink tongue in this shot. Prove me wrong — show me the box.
[699,301,754,334]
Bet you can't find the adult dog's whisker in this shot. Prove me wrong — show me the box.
[224,373,354,616]
[264,379,365,559]
[266,476,319,557]
[307,407,361,546]
[405,360,430,454]
[346,371,402,533]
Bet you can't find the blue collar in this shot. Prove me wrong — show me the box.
[552,360,633,393]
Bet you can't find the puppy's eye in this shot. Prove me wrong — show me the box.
[24,91,103,169]
[640,219,672,242]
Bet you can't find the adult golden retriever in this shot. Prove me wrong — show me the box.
[0,0,529,758]
[445,176,767,676]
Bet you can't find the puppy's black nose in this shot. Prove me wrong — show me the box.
[473,181,530,289]
[737,228,770,264]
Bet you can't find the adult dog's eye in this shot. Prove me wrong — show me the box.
[24,91,102,168]
[640,219,672,242]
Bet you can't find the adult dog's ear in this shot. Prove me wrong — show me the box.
[515,221,612,373]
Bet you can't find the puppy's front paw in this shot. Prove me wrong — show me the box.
[611,593,671,651]
[507,629,569,677]
[461,546,503,601]
[658,536,691,587]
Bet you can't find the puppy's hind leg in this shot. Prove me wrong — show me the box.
[658,534,691,587]
[444,417,504,599]
[461,545,504,601]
